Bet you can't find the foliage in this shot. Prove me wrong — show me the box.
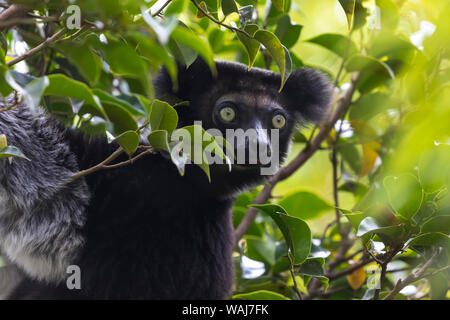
[0,0,449,300]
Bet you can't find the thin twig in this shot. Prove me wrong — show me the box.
[58,25,90,42]
[305,257,374,299]
[103,149,154,169]
[383,249,442,300]
[6,27,67,67]
[70,147,154,182]
[327,257,373,281]
[374,262,387,300]
[288,254,303,300]
[69,147,125,182]
[0,16,59,29]
[328,249,364,269]
[190,0,252,38]
[373,245,402,300]
[152,0,173,17]
[0,4,28,31]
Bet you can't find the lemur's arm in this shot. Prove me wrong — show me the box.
[0,97,90,282]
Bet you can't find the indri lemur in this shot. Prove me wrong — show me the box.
[0,59,332,299]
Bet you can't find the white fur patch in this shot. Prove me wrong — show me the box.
[1,233,69,283]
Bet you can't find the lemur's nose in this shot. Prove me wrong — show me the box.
[244,125,272,164]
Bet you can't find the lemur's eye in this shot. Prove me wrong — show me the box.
[272,114,286,129]
[219,106,236,122]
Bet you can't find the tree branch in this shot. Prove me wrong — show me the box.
[6,27,67,67]
[69,147,125,182]
[69,146,155,183]
[327,256,373,282]
[233,73,359,247]
[383,249,442,300]
[152,0,173,17]
[0,4,29,31]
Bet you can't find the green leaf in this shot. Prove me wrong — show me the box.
[147,130,170,153]
[149,100,178,135]
[298,258,329,292]
[0,134,6,150]
[246,236,277,265]
[0,32,6,53]
[170,125,209,179]
[171,125,232,181]
[57,43,102,85]
[232,207,263,237]
[165,0,188,15]
[142,10,178,44]
[232,290,290,300]
[43,74,106,118]
[221,0,238,16]
[369,33,416,62]
[306,33,358,58]
[342,210,366,230]
[92,89,146,117]
[421,216,450,235]
[168,37,198,67]
[129,32,178,92]
[346,54,395,93]
[292,130,307,143]
[251,204,311,265]
[208,29,225,53]
[0,46,5,64]
[114,131,140,155]
[0,146,30,161]
[0,67,13,97]
[418,145,450,193]
[272,0,285,12]
[376,0,399,30]
[356,217,403,238]
[278,191,332,220]
[204,0,220,19]
[353,1,370,30]
[100,38,153,98]
[339,143,362,174]
[209,134,235,162]
[349,92,394,121]
[338,0,356,29]
[429,272,448,300]
[274,15,302,49]
[346,54,393,74]
[0,48,12,96]
[102,101,138,133]
[5,73,49,113]
[384,174,424,221]
[196,1,209,18]
[254,30,291,91]
[406,232,450,248]
[297,257,325,277]
[236,24,260,70]
[170,26,216,75]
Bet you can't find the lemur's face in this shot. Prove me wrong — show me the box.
[207,90,295,170]
[156,58,332,193]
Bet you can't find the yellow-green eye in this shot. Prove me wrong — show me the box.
[219,106,236,122]
[272,114,286,129]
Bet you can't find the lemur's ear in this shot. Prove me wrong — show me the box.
[281,68,334,124]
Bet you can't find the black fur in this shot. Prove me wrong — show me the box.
[0,59,332,299]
